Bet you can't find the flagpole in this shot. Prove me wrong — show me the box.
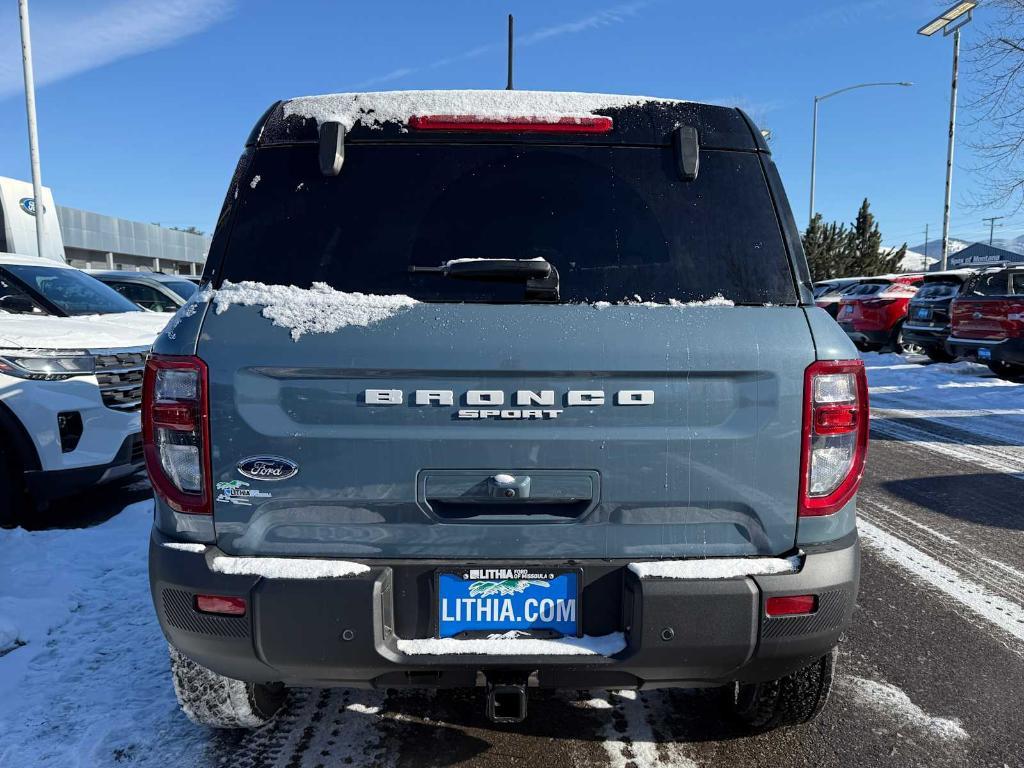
[19,0,46,260]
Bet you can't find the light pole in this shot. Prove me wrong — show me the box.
[809,81,913,226]
[18,0,45,260]
[918,1,977,271]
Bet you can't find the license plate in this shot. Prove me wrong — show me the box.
[979,348,992,360]
[436,567,580,638]
[916,307,931,319]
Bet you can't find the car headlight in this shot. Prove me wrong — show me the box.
[0,350,95,380]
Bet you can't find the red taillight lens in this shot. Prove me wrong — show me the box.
[143,355,211,515]
[195,594,246,616]
[765,595,817,617]
[799,359,869,517]
[408,114,614,133]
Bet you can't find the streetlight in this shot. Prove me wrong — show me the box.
[918,0,977,271]
[809,81,913,227]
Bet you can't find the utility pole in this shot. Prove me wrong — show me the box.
[940,27,960,271]
[982,215,1004,246]
[18,0,45,261]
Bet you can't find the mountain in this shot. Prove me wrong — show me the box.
[906,236,1024,257]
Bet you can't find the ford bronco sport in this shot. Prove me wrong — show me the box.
[147,91,864,730]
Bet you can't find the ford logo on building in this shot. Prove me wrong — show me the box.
[237,456,299,481]
[18,197,42,216]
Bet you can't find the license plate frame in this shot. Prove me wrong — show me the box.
[434,566,582,639]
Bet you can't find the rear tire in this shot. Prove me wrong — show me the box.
[168,645,286,729]
[924,347,955,364]
[987,361,1024,383]
[724,650,835,732]
[893,324,924,356]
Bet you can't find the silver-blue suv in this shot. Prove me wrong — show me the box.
[146,90,865,730]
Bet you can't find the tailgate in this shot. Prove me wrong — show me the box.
[201,303,813,560]
[953,299,1017,340]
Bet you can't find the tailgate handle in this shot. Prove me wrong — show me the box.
[426,473,593,504]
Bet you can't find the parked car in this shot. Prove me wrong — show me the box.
[147,90,863,732]
[900,270,976,363]
[947,265,1024,382]
[836,275,923,353]
[89,270,199,313]
[0,253,171,526]
[813,278,865,319]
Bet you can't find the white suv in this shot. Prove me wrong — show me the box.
[0,253,170,525]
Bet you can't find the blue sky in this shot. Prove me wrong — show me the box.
[0,0,1015,249]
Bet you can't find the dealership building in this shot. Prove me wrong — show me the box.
[0,175,210,275]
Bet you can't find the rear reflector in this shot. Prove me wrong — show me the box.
[408,115,614,134]
[195,595,247,616]
[765,595,817,617]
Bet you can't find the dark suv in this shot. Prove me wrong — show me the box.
[901,270,975,362]
[146,90,864,731]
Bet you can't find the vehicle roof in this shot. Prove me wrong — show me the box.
[0,252,74,269]
[922,268,976,281]
[257,89,765,151]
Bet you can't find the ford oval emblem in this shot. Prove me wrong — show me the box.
[18,197,41,216]
[237,456,298,481]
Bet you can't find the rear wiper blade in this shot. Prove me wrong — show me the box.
[409,258,560,302]
[410,258,552,282]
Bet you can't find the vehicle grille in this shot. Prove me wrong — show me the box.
[94,352,146,411]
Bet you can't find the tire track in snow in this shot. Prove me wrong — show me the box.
[860,499,1024,605]
[869,417,1024,478]
[600,690,698,768]
[857,517,1024,652]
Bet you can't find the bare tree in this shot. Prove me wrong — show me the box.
[967,1,1024,210]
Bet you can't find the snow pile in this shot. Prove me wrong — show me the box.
[396,632,625,657]
[208,553,370,579]
[839,676,969,741]
[162,542,206,553]
[210,281,418,340]
[628,555,800,580]
[283,89,686,131]
[592,294,734,308]
[0,313,164,351]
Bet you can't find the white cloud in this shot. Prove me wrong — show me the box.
[350,1,655,90]
[0,0,235,98]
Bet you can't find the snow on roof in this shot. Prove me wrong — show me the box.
[211,281,418,341]
[396,632,626,657]
[283,89,687,130]
[628,554,800,580]
[208,553,370,580]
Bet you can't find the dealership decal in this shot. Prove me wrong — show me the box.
[216,480,272,505]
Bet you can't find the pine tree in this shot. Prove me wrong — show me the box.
[801,199,907,280]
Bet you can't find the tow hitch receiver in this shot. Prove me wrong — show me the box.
[485,675,529,723]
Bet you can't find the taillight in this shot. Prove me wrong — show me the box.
[1007,303,1024,335]
[143,355,212,515]
[408,115,614,133]
[799,359,869,517]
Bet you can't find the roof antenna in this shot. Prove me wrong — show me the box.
[506,14,514,90]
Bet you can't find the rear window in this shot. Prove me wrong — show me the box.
[915,280,961,299]
[164,280,198,300]
[964,271,1024,296]
[217,144,797,305]
[843,282,887,297]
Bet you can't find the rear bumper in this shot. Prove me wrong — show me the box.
[947,336,1024,365]
[24,433,144,503]
[900,323,949,349]
[150,530,859,690]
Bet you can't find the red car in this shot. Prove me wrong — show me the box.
[947,266,1024,382]
[836,275,923,353]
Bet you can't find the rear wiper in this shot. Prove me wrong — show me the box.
[410,258,560,301]
[410,258,552,281]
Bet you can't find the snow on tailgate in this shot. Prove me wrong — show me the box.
[283,89,687,130]
[210,281,417,340]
